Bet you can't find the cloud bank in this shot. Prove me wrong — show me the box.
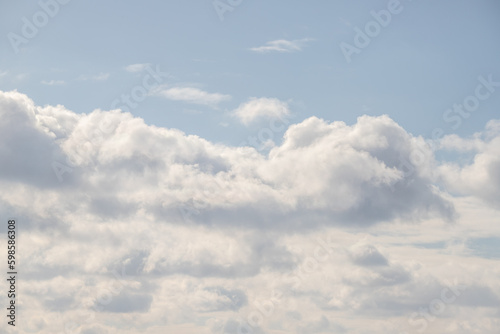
[0,90,460,229]
[0,90,499,334]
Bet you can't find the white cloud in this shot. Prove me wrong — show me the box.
[438,133,485,152]
[438,119,500,208]
[233,97,290,125]
[154,86,231,106]
[124,63,151,73]
[1,90,499,334]
[41,79,65,86]
[0,91,455,227]
[250,38,312,53]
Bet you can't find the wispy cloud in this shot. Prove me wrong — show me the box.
[233,97,290,125]
[250,38,312,53]
[154,86,231,106]
[124,63,151,73]
[0,70,7,77]
[41,79,65,86]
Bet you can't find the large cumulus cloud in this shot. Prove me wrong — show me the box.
[0,90,456,229]
[2,90,499,334]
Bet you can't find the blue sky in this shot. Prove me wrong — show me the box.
[1,1,500,334]
[1,0,499,145]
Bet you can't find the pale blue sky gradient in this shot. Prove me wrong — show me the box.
[1,0,499,146]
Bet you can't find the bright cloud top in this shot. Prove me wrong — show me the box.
[438,120,500,209]
[233,97,291,125]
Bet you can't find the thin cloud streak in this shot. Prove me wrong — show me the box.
[250,38,313,53]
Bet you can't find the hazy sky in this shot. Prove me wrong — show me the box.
[0,1,499,334]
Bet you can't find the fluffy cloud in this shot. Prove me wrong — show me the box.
[0,91,457,228]
[0,90,499,334]
[438,119,500,208]
[232,97,290,125]
[258,115,456,224]
[0,91,76,188]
